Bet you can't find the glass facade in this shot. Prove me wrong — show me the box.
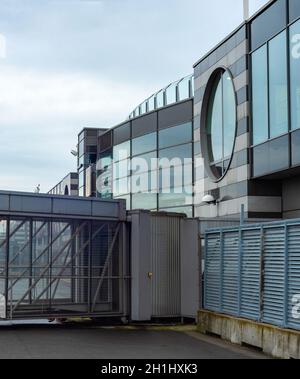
[159,122,192,149]
[109,119,193,216]
[132,132,157,156]
[251,4,300,177]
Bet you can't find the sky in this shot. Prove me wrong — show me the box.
[0,0,268,193]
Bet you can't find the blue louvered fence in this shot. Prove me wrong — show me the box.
[204,219,300,331]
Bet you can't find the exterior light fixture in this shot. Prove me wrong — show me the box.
[201,194,217,205]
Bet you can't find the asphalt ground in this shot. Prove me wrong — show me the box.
[0,321,269,359]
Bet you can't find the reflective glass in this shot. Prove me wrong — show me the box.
[99,152,112,172]
[140,101,147,115]
[252,45,268,144]
[159,186,193,208]
[223,72,236,158]
[159,164,192,190]
[178,76,190,101]
[166,82,177,105]
[159,143,192,166]
[113,141,130,162]
[131,171,157,193]
[132,193,157,210]
[113,159,130,180]
[156,90,165,108]
[291,129,300,165]
[253,135,289,177]
[113,177,130,196]
[134,106,140,117]
[290,20,300,130]
[290,0,300,23]
[78,140,84,157]
[148,95,155,112]
[132,132,157,156]
[269,31,288,138]
[131,151,157,174]
[159,122,192,149]
[207,73,223,162]
[251,0,286,51]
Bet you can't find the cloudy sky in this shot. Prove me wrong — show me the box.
[0,0,268,193]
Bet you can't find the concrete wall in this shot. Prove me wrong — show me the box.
[198,310,300,359]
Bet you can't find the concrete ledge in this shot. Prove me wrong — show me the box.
[198,310,300,359]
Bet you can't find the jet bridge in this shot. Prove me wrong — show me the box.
[0,191,129,320]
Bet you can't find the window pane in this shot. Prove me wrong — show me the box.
[291,129,300,166]
[148,95,155,112]
[166,82,177,105]
[178,76,190,101]
[98,151,112,172]
[252,45,268,144]
[131,151,157,174]
[113,141,130,162]
[253,135,289,177]
[159,143,192,165]
[251,0,286,50]
[156,90,165,108]
[290,20,300,130]
[289,0,300,23]
[131,171,157,193]
[132,132,157,156]
[140,101,147,115]
[134,106,140,117]
[159,187,193,208]
[269,31,288,138]
[78,140,84,157]
[159,122,192,149]
[113,177,130,196]
[223,72,236,158]
[207,75,223,161]
[113,159,130,180]
[132,193,157,210]
[159,164,192,190]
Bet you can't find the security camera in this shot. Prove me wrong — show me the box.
[201,194,217,205]
[71,149,78,157]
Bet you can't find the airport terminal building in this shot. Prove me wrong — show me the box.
[53,0,300,222]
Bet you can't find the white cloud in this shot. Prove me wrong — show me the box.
[0,65,154,192]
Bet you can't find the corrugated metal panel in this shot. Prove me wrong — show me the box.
[287,226,300,330]
[222,231,239,315]
[240,228,261,320]
[262,227,285,327]
[204,233,221,312]
[151,215,181,317]
[204,219,300,331]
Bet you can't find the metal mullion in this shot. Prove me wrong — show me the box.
[5,217,10,319]
[286,24,292,167]
[29,219,33,305]
[267,40,271,140]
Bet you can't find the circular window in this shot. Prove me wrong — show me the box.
[201,68,237,181]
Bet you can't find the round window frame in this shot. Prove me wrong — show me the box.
[200,67,238,183]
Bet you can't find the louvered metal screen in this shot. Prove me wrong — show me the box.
[204,219,300,331]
